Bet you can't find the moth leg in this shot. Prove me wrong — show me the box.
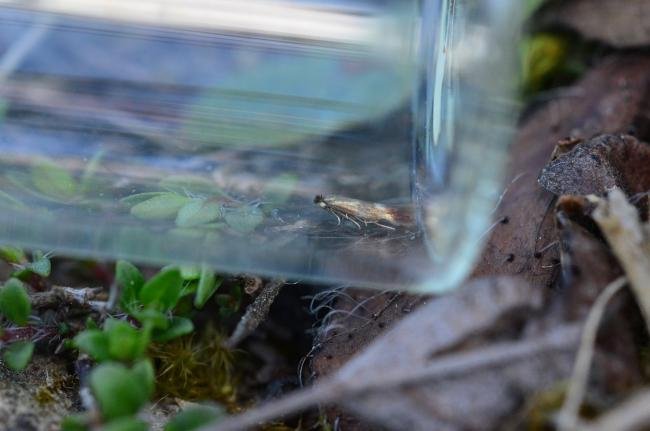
[344,214,362,230]
[374,222,396,230]
[329,210,342,225]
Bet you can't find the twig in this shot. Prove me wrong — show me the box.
[592,188,650,331]
[225,279,285,348]
[203,325,580,431]
[30,286,107,312]
[556,276,627,431]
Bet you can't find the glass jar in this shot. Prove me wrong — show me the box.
[0,0,522,292]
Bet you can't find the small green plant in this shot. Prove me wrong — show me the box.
[3,153,108,208]
[0,247,232,429]
[0,276,34,371]
[67,260,227,430]
[0,248,55,372]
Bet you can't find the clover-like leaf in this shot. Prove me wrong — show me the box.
[3,341,34,371]
[224,206,264,234]
[132,308,169,330]
[31,160,78,201]
[26,250,51,277]
[0,246,26,264]
[90,362,151,420]
[74,329,111,362]
[139,268,183,311]
[152,316,194,343]
[116,260,145,311]
[176,198,222,228]
[130,193,191,220]
[104,319,149,361]
[195,267,222,309]
[131,359,155,400]
[0,278,31,325]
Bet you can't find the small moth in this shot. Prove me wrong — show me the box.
[314,194,414,230]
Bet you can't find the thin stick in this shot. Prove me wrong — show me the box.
[556,276,627,431]
[30,286,107,312]
[225,279,285,348]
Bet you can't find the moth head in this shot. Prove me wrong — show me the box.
[314,195,327,208]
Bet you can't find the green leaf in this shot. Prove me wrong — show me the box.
[224,206,264,234]
[61,414,90,431]
[120,192,168,207]
[165,405,225,431]
[130,193,191,220]
[194,267,222,309]
[175,199,222,227]
[90,362,151,420]
[132,308,169,330]
[3,341,34,371]
[0,278,31,325]
[139,268,183,311]
[31,160,78,201]
[263,173,298,205]
[104,319,149,361]
[131,359,155,399]
[179,265,201,281]
[26,250,51,277]
[0,246,26,264]
[103,417,148,431]
[116,260,145,311]
[74,329,111,362]
[152,316,194,343]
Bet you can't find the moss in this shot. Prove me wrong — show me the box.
[149,326,237,408]
[34,387,55,405]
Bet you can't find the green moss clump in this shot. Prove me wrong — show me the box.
[149,326,236,408]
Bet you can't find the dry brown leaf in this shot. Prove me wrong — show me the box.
[202,277,584,431]
[539,134,650,197]
[311,55,650,429]
[555,196,622,319]
[535,0,650,48]
[554,188,650,431]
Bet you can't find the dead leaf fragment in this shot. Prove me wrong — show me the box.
[539,134,650,197]
[535,0,650,48]
[592,188,650,330]
[205,277,580,431]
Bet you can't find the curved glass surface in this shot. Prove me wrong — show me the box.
[0,0,522,291]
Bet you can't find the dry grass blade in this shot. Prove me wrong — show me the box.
[557,276,627,431]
